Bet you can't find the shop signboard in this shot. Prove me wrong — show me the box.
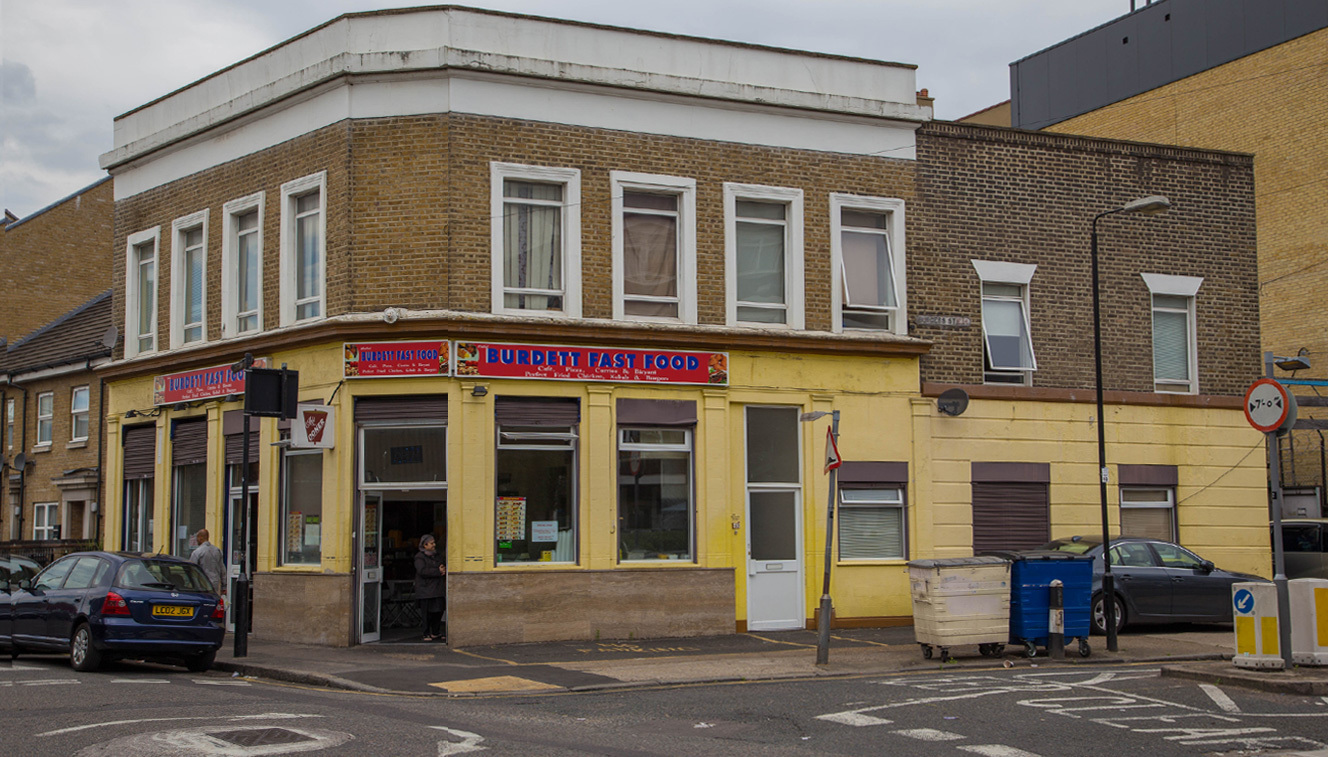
[292,404,335,449]
[455,341,728,386]
[344,341,450,378]
[154,357,270,405]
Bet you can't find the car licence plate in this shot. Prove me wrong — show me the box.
[152,605,194,618]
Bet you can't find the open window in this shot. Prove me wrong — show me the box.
[973,260,1038,385]
[831,194,906,334]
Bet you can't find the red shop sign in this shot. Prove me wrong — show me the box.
[454,342,727,386]
[154,357,270,406]
[344,341,450,379]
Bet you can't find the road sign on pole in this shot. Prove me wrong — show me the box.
[1244,378,1292,433]
[824,427,841,474]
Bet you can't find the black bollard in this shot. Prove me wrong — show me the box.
[1048,579,1064,660]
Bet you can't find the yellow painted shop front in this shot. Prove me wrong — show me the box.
[103,335,925,647]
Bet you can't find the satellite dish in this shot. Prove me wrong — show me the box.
[937,387,970,417]
[12,452,27,470]
[101,326,120,351]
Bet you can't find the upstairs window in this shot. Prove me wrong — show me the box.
[280,173,326,325]
[491,163,582,318]
[222,192,264,337]
[36,392,53,446]
[125,227,160,357]
[831,194,906,334]
[1142,274,1202,394]
[973,261,1038,386]
[611,172,697,324]
[5,398,14,451]
[71,386,89,442]
[171,210,208,347]
[725,184,804,328]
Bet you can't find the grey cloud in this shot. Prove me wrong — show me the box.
[2,60,38,104]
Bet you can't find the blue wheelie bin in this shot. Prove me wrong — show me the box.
[997,551,1093,658]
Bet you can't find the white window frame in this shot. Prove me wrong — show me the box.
[279,172,327,326]
[35,391,53,448]
[973,260,1038,386]
[617,426,695,562]
[1141,273,1202,395]
[724,183,805,329]
[33,502,59,540]
[1120,486,1178,542]
[170,209,209,348]
[490,162,582,319]
[610,171,697,324]
[221,192,265,338]
[838,486,907,561]
[494,422,580,565]
[830,194,907,335]
[5,398,13,451]
[70,386,89,443]
[124,226,161,358]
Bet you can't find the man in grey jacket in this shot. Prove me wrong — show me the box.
[189,528,226,594]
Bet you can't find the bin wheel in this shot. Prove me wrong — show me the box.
[1078,638,1091,658]
[939,647,950,661]
[1025,640,1038,658]
[979,643,1005,658]
[922,645,933,660]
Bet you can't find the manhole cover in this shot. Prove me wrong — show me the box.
[211,728,316,747]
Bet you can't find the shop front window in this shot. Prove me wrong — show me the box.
[617,428,692,561]
[361,426,447,485]
[281,450,323,566]
[172,463,206,557]
[495,425,577,564]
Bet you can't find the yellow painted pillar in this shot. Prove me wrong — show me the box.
[206,405,223,542]
[458,382,492,572]
[910,397,935,560]
[152,419,168,554]
[103,416,123,550]
[701,388,732,568]
[586,386,614,569]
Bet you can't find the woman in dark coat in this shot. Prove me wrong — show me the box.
[414,534,446,641]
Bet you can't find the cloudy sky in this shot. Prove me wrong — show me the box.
[1,0,1137,217]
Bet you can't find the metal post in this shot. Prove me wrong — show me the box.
[1091,219,1119,652]
[816,410,840,666]
[1048,579,1065,660]
[233,353,254,658]
[1264,352,1294,668]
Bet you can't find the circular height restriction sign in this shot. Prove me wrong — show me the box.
[1244,378,1291,433]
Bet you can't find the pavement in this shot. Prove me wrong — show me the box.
[211,623,1328,697]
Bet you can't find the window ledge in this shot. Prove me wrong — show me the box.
[618,559,697,566]
[494,562,579,569]
[32,444,52,454]
[271,565,324,573]
[67,440,88,450]
[837,559,909,567]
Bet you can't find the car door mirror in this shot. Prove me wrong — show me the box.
[1200,560,1215,573]
[19,578,34,591]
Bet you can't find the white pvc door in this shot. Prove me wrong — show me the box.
[746,489,804,630]
[744,406,804,631]
[359,493,384,643]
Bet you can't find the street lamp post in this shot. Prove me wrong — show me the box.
[1091,194,1171,653]
[800,409,840,665]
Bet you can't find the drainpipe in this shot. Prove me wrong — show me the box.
[95,364,106,547]
[6,377,28,539]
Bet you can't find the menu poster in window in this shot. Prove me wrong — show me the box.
[530,520,558,543]
[496,497,526,541]
[304,515,321,547]
[287,511,303,553]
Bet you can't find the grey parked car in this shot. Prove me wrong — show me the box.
[2,553,43,654]
[1281,519,1328,579]
[1040,536,1269,634]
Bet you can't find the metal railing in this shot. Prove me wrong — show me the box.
[0,538,100,566]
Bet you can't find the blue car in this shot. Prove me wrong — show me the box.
[10,551,224,672]
[2,552,43,654]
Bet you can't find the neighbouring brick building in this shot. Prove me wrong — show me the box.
[1005,0,1328,511]
[1,292,112,553]
[94,6,1265,648]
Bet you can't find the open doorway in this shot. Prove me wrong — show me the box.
[377,491,447,643]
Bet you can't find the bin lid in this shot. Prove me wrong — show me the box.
[907,556,1010,569]
[980,549,1091,562]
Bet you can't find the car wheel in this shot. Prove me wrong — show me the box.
[70,624,102,672]
[186,649,216,673]
[1092,594,1126,636]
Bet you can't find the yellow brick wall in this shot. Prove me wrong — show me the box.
[1047,27,1328,376]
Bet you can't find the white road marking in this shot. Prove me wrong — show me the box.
[76,724,352,756]
[39,712,325,737]
[193,679,252,686]
[958,745,1043,757]
[110,678,169,684]
[1199,684,1241,713]
[1132,724,1278,743]
[816,712,894,727]
[21,679,80,686]
[430,725,487,755]
[892,728,965,741]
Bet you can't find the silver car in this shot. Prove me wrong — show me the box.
[1281,519,1328,579]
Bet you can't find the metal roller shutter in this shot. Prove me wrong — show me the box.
[495,397,580,427]
[171,418,208,466]
[972,481,1049,553]
[355,395,447,423]
[122,424,157,480]
[223,410,261,466]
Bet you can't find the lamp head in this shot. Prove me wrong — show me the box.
[1121,195,1171,216]
[799,411,830,422]
[1275,353,1311,372]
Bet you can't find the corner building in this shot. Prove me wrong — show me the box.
[98,7,1265,647]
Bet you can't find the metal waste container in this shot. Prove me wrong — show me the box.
[908,556,1011,660]
[996,550,1092,658]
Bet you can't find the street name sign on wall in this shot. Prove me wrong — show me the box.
[1244,378,1293,433]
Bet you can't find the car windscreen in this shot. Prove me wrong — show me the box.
[114,559,213,593]
[1043,540,1095,555]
